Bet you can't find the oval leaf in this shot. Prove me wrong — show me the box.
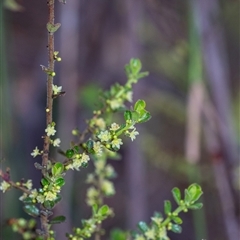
[187,183,203,202]
[23,205,39,217]
[52,162,64,176]
[172,187,181,205]
[188,203,203,210]
[172,216,183,224]
[164,200,172,215]
[134,99,146,113]
[138,111,151,123]
[66,149,74,158]
[41,178,49,186]
[171,224,182,234]
[138,221,148,233]
[124,110,132,121]
[55,177,65,187]
[98,205,109,216]
[49,215,66,224]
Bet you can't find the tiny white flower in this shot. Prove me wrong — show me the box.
[125,91,133,102]
[98,130,111,142]
[24,180,33,190]
[0,181,11,193]
[81,152,90,163]
[111,138,123,149]
[45,124,56,137]
[128,128,139,141]
[93,141,103,156]
[31,147,41,158]
[44,191,57,201]
[110,123,120,131]
[29,189,38,199]
[52,84,62,95]
[144,228,155,239]
[95,118,106,130]
[101,180,115,196]
[36,194,45,204]
[19,193,28,201]
[135,234,145,240]
[53,138,61,147]
[109,99,122,110]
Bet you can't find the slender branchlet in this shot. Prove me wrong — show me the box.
[41,0,55,238]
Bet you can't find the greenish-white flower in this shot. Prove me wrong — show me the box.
[110,123,120,131]
[36,194,45,204]
[52,84,62,95]
[109,99,122,110]
[125,91,133,102]
[98,130,111,142]
[81,152,90,163]
[101,180,115,196]
[86,187,99,206]
[144,228,155,239]
[105,165,115,178]
[134,234,145,240]
[44,191,57,201]
[0,181,11,193]
[93,141,103,156]
[95,118,106,130]
[29,189,38,199]
[128,128,139,141]
[45,124,56,137]
[53,138,61,147]
[111,138,123,149]
[24,179,33,190]
[31,146,41,158]
[19,193,28,201]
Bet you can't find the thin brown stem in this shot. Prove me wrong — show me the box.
[40,0,55,238]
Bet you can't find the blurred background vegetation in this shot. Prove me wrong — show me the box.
[0,0,239,239]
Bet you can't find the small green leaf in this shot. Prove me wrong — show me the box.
[188,203,203,210]
[41,178,49,186]
[138,221,148,233]
[184,189,191,204]
[49,215,66,224]
[171,224,182,234]
[172,216,183,224]
[131,111,140,122]
[130,58,142,74]
[137,111,151,123]
[22,197,34,204]
[46,22,61,33]
[134,99,146,113]
[187,183,203,202]
[86,140,94,153]
[164,200,172,215]
[55,177,65,187]
[98,205,109,216]
[52,162,64,176]
[23,205,39,217]
[73,145,80,152]
[137,72,149,79]
[92,204,98,214]
[110,229,128,240]
[54,194,62,204]
[81,162,88,168]
[124,110,132,121]
[66,149,74,158]
[172,187,181,205]
[44,200,55,210]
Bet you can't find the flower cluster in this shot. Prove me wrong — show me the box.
[65,152,90,171]
[30,122,61,159]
